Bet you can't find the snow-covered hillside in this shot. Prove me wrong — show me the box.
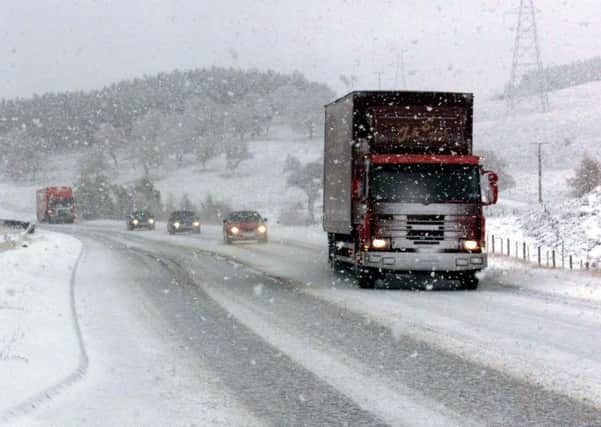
[475,80,601,173]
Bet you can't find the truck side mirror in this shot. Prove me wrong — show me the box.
[481,170,498,205]
[263,218,268,222]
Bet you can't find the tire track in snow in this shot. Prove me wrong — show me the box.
[0,244,88,423]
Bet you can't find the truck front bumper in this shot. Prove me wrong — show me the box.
[361,251,486,272]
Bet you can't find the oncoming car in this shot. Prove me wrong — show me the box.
[223,210,268,244]
[167,210,201,234]
[126,210,155,231]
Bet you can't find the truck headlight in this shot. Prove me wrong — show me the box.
[132,219,139,225]
[148,218,155,224]
[371,238,390,250]
[462,240,480,251]
[257,225,266,233]
[193,221,200,227]
[230,226,239,234]
[173,222,180,228]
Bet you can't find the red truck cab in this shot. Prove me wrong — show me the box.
[36,186,76,223]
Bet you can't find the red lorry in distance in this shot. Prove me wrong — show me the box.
[36,186,76,223]
[323,91,498,289]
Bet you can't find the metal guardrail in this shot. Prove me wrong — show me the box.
[1,219,36,252]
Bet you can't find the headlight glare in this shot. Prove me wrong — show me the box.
[462,240,480,251]
[193,221,200,227]
[132,219,139,225]
[371,238,390,249]
[257,225,266,233]
[148,218,155,224]
[173,222,180,228]
[230,226,239,234]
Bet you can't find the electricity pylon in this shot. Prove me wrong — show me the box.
[506,0,550,114]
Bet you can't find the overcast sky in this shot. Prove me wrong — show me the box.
[1,0,600,100]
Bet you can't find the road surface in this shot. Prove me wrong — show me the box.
[17,223,601,426]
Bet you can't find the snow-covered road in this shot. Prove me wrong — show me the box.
[6,221,601,426]
[11,223,601,425]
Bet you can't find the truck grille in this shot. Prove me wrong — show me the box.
[376,214,467,250]
[406,215,445,245]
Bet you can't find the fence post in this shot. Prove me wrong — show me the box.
[580,260,583,269]
[507,238,510,256]
[500,238,503,255]
[552,251,556,268]
[561,241,565,269]
[569,255,573,270]
[515,241,518,258]
[492,235,495,254]
[586,261,590,270]
[537,247,541,265]
[546,250,549,266]
[527,246,530,262]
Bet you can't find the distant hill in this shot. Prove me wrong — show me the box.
[0,67,335,152]
[508,56,601,97]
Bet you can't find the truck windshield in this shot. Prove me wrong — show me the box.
[371,163,480,204]
[49,197,74,208]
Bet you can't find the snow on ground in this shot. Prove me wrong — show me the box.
[74,220,601,408]
[0,230,82,416]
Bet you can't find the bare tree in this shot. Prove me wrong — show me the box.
[285,155,322,223]
[130,111,166,176]
[94,123,126,168]
[567,153,601,197]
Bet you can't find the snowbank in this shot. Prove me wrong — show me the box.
[0,230,83,417]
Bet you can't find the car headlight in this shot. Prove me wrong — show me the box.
[148,218,155,224]
[371,238,390,250]
[257,225,267,233]
[462,240,480,251]
[193,221,200,227]
[230,226,239,234]
[132,219,139,225]
[173,222,180,228]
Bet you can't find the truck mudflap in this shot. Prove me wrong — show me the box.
[360,251,486,272]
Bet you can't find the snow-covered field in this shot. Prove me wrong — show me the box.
[0,230,82,418]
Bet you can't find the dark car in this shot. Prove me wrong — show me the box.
[167,210,201,234]
[223,210,268,244]
[126,210,156,231]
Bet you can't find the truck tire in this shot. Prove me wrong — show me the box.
[356,266,378,289]
[461,272,479,290]
[327,234,340,272]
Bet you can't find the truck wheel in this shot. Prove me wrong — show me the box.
[357,266,378,289]
[327,234,340,272]
[461,272,479,290]
[223,234,231,245]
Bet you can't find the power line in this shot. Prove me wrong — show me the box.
[374,71,384,90]
[394,49,408,89]
[506,0,550,114]
[530,142,549,204]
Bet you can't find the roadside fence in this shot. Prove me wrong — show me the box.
[486,234,596,271]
